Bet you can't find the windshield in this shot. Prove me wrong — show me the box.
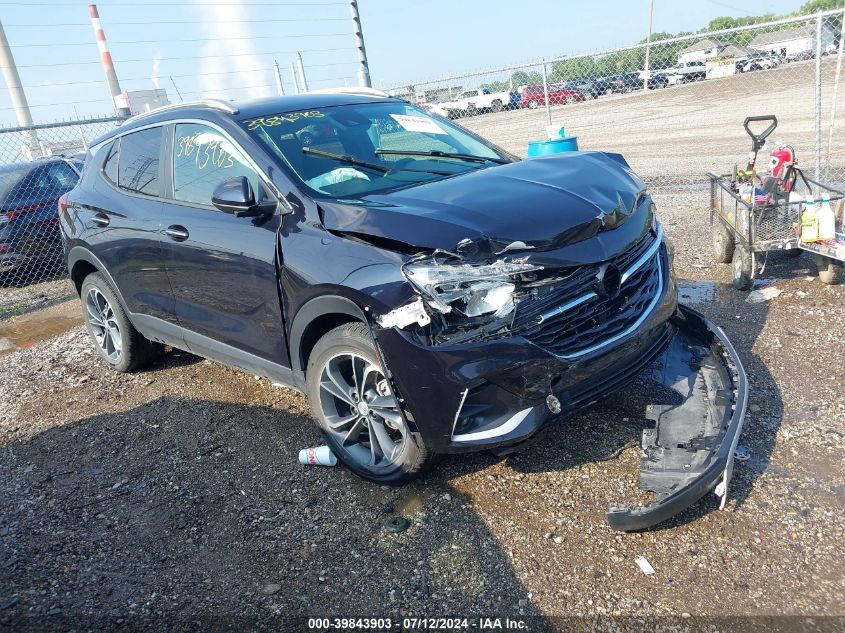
[0,166,28,204]
[242,101,509,198]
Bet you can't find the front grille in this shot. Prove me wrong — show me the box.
[514,229,665,359]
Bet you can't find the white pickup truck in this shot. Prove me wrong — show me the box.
[433,87,513,118]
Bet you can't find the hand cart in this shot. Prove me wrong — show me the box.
[708,115,845,289]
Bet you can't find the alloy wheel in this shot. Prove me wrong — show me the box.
[85,288,122,362]
[317,353,407,469]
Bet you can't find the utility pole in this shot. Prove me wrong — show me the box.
[643,0,654,91]
[0,20,39,156]
[88,4,130,117]
[296,52,309,92]
[273,59,285,96]
[348,0,371,87]
[290,62,299,94]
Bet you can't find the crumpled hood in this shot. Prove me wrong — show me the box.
[318,151,646,257]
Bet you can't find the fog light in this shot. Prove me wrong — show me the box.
[546,394,561,414]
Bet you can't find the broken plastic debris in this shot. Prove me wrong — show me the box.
[745,286,782,303]
[635,556,655,575]
[298,446,338,467]
[377,297,431,329]
[733,445,752,462]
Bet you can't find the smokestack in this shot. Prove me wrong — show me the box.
[296,52,309,92]
[273,59,285,96]
[290,61,299,94]
[0,20,39,156]
[88,4,130,117]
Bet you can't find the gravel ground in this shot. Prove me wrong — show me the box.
[0,277,76,322]
[1,68,845,630]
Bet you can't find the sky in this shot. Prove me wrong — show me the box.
[0,0,811,126]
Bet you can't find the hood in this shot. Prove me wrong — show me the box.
[318,151,647,258]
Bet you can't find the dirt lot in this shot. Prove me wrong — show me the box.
[1,65,845,631]
[1,188,843,631]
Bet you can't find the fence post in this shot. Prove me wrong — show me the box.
[814,13,823,181]
[541,61,551,127]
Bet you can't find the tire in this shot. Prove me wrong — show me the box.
[732,242,754,290]
[528,99,539,109]
[80,272,161,372]
[491,99,503,112]
[305,322,430,485]
[565,95,575,105]
[784,247,803,258]
[711,217,735,263]
[816,255,844,285]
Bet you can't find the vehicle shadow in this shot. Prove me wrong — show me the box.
[0,393,553,631]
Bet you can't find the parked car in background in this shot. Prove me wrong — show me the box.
[438,87,515,117]
[739,54,781,73]
[59,90,749,531]
[595,73,642,94]
[558,79,600,99]
[661,61,707,84]
[519,84,583,108]
[0,156,82,278]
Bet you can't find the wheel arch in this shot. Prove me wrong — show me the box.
[289,295,370,374]
[67,247,130,309]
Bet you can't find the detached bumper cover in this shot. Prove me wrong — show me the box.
[607,304,748,531]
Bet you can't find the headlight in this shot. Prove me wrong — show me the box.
[403,259,542,318]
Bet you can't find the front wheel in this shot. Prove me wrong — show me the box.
[732,242,754,290]
[305,322,430,485]
[80,272,161,372]
[816,255,844,285]
[527,99,539,109]
[491,99,503,112]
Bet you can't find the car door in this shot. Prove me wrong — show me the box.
[159,121,288,370]
[78,128,177,329]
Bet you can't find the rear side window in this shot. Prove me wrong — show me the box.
[117,128,162,197]
[102,140,119,184]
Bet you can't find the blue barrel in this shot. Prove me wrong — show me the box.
[527,136,579,156]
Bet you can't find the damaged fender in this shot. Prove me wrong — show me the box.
[607,304,748,531]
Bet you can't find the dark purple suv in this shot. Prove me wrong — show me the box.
[60,90,747,530]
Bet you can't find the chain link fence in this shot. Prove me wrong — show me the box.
[386,10,845,191]
[0,117,124,291]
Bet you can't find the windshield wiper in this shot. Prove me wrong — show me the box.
[374,148,509,165]
[302,146,389,173]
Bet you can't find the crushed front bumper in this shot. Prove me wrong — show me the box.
[374,299,746,531]
[606,304,748,531]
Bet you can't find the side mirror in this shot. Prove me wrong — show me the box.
[212,176,261,217]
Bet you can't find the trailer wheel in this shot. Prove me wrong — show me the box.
[711,217,735,263]
[784,247,803,258]
[732,242,754,290]
[816,255,844,285]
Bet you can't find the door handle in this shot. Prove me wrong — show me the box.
[91,212,110,227]
[164,225,189,241]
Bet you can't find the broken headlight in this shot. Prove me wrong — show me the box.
[403,259,543,319]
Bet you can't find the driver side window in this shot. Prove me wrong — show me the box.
[172,123,260,206]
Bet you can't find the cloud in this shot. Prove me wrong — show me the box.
[151,51,161,90]
[195,0,271,100]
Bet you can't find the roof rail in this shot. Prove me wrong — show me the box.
[306,86,391,98]
[122,99,240,126]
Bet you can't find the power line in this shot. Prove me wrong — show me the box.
[17,48,352,68]
[12,33,351,47]
[6,18,348,27]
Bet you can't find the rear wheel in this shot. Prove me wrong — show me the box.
[711,216,735,263]
[816,255,844,285]
[528,99,539,109]
[732,242,754,290]
[491,99,503,112]
[565,95,576,105]
[80,272,161,372]
[305,322,429,485]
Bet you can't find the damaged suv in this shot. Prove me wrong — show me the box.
[60,89,747,530]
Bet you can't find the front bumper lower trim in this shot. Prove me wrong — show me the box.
[606,304,748,532]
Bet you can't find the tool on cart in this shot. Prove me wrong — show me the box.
[709,114,845,289]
